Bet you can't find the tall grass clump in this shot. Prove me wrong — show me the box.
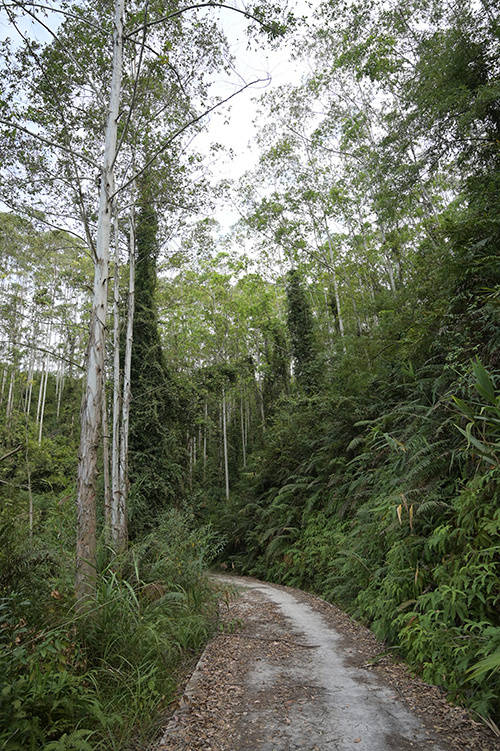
[0,506,222,750]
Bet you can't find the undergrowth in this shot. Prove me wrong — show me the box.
[211,360,500,723]
[0,507,222,750]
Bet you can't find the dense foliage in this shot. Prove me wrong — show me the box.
[0,0,498,745]
[172,0,499,724]
[0,498,220,750]
[129,191,187,536]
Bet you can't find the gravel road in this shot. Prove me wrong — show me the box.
[157,575,498,751]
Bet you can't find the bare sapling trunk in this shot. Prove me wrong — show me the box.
[38,366,49,444]
[102,385,112,537]
[203,400,207,481]
[117,208,135,551]
[111,214,122,548]
[240,395,246,468]
[222,387,229,500]
[76,0,125,602]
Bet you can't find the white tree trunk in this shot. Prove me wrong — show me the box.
[26,444,33,540]
[6,370,15,424]
[0,368,6,406]
[385,253,397,294]
[36,368,45,425]
[38,368,49,444]
[258,380,266,433]
[102,384,112,537]
[245,398,250,449]
[25,315,37,416]
[188,435,193,490]
[111,214,122,547]
[324,220,346,353]
[56,367,64,419]
[26,379,33,418]
[76,0,125,602]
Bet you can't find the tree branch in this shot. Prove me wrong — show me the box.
[125,2,272,40]
[0,117,97,167]
[112,0,150,167]
[113,75,270,199]
[0,444,23,462]
[0,341,84,370]
[2,1,106,34]
[7,0,106,105]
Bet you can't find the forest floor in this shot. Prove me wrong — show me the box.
[154,575,498,751]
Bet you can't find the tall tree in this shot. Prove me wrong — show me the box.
[128,184,184,535]
[286,269,320,392]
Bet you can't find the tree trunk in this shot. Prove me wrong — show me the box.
[385,253,397,294]
[240,395,246,468]
[188,435,193,490]
[56,367,64,419]
[26,442,33,540]
[6,370,15,425]
[76,0,124,603]
[102,385,112,538]
[36,368,44,425]
[117,208,135,551]
[246,398,250,450]
[0,368,6,406]
[38,367,49,444]
[203,400,207,481]
[222,387,229,500]
[324,219,346,353]
[111,214,122,548]
[258,380,266,433]
[25,316,37,416]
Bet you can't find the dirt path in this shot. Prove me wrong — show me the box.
[157,575,498,751]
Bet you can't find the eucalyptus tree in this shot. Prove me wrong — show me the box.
[1,0,295,597]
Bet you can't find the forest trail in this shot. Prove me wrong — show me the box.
[157,576,492,751]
